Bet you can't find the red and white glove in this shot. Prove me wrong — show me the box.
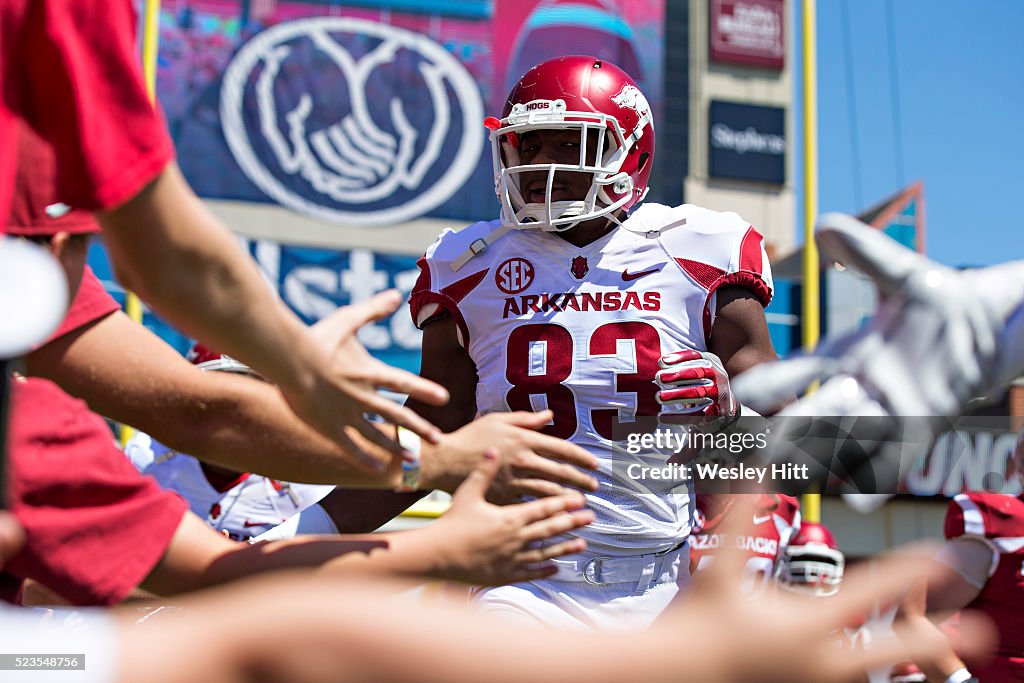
[655,350,738,420]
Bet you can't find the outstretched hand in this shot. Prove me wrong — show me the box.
[422,410,599,503]
[735,213,1024,421]
[280,290,449,472]
[730,214,1024,487]
[423,449,594,586]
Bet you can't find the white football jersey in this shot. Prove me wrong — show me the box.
[124,432,337,541]
[411,203,773,554]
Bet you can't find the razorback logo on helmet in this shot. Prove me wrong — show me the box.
[495,257,535,295]
[611,84,651,118]
[571,256,589,279]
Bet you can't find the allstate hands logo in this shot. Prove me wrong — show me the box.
[220,17,484,226]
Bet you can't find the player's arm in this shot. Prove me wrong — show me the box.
[709,286,778,378]
[97,165,448,464]
[930,498,995,614]
[905,502,994,683]
[927,538,991,612]
[318,314,479,534]
[140,455,592,594]
[407,313,480,431]
[657,286,778,419]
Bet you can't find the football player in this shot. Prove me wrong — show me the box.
[779,521,846,598]
[917,428,1024,681]
[124,344,337,542]
[689,493,801,593]
[408,56,778,628]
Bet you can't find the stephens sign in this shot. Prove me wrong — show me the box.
[710,0,785,70]
[709,100,786,184]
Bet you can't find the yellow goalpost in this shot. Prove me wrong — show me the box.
[119,0,161,447]
[800,0,821,524]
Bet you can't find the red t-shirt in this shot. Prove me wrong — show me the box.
[5,116,121,341]
[48,267,121,342]
[2,377,187,606]
[7,120,101,236]
[0,0,174,222]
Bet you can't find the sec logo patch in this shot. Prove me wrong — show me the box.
[495,257,535,295]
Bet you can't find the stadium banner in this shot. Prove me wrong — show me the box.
[900,425,1023,498]
[708,100,786,184]
[244,238,423,373]
[87,239,423,373]
[153,0,664,229]
[709,0,785,70]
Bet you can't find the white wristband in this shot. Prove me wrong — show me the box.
[395,427,422,492]
[945,668,974,683]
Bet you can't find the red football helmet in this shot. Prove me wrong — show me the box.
[779,521,845,597]
[487,55,654,231]
[187,343,258,377]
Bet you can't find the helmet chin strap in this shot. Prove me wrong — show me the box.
[514,201,588,232]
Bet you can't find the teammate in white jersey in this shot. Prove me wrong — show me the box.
[124,344,336,541]
[408,56,778,629]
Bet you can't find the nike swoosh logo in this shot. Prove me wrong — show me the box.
[242,520,268,528]
[752,515,772,525]
[622,265,662,281]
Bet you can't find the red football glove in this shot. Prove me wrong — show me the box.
[655,349,738,419]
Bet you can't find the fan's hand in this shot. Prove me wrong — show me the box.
[731,214,1024,487]
[280,290,448,472]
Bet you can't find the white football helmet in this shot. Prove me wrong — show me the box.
[779,522,845,597]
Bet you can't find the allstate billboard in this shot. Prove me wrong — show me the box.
[155,0,665,226]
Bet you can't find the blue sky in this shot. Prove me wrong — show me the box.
[796,0,1024,267]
